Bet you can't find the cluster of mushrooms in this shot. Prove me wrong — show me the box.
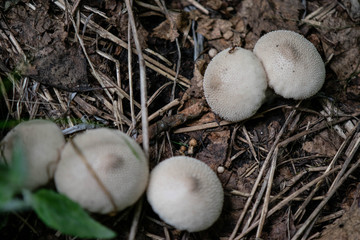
[203,30,326,122]
[0,120,223,232]
[0,30,326,234]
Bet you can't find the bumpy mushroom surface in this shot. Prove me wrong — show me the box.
[54,128,148,214]
[203,47,268,122]
[147,156,224,232]
[0,119,65,190]
[253,30,326,100]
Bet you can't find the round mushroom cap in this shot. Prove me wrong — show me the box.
[0,119,65,190]
[203,47,267,122]
[54,128,149,214]
[147,156,224,232]
[253,30,326,100]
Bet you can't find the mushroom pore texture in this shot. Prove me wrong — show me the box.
[146,156,224,232]
[203,47,268,122]
[54,128,149,214]
[253,30,326,100]
[0,119,65,190]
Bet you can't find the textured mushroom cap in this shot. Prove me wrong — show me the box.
[203,47,267,122]
[253,30,326,100]
[0,119,65,190]
[54,128,148,214]
[147,156,224,232]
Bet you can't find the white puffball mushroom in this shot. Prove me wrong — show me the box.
[0,119,65,190]
[253,30,326,100]
[54,128,149,214]
[203,47,268,122]
[147,156,224,232]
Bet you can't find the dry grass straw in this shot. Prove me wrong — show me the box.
[230,103,300,239]
[227,107,360,239]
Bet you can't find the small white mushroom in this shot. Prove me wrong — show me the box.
[253,30,326,100]
[54,128,148,214]
[0,119,65,190]
[147,156,224,232]
[203,47,268,122]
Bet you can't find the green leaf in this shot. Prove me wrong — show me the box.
[7,138,27,187]
[31,189,116,239]
[0,137,27,206]
[0,166,14,205]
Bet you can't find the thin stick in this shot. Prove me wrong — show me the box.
[242,126,259,162]
[230,107,298,239]
[291,150,360,240]
[128,198,144,240]
[148,99,181,122]
[54,0,191,87]
[128,15,137,128]
[127,82,173,135]
[294,122,359,220]
[125,2,148,240]
[243,169,270,230]
[155,0,181,118]
[301,215,319,240]
[256,147,278,238]
[13,212,39,235]
[187,0,209,14]
[173,120,233,133]
[68,14,113,101]
[329,134,360,192]
[278,113,360,147]
[270,170,307,203]
[0,76,11,112]
[234,166,342,240]
[125,0,149,156]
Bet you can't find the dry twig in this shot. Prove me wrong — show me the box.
[230,105,299,239]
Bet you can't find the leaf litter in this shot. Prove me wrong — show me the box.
[1,0,360,239]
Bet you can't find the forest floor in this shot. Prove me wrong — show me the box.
[1,0,360,239]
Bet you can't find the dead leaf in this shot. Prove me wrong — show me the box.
[151,11,191,42]
[237,0,304,47]
[196,130,230,170]
[6,1,67,49]
[152,13,179,42]
[341,0,360,22]
[5,2,89,91]
[205,0,227,11]
[21,45,89,91]
[302,129,342,157]
[346,75,360,100]
[197,17,233,40]
[319,206,360,240]
[185,59,206,97]
[264,211,296,240]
